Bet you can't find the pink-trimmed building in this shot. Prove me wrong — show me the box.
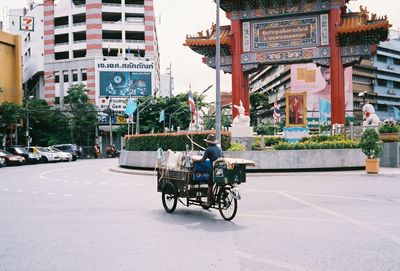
[43,0,159,106]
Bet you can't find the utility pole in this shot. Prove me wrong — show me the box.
[168,63,172,97]
[215,0,222,143]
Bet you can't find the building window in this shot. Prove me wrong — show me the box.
[377,54,387,63]
[82,72,87,81]
[73,73,78,82]
[63,73,69,82]
[377,79,387,87]
[55,75,60,83]
[394,58,400,65]
[394,81,400,89]
[353,75,371,85]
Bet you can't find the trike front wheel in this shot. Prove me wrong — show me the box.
[162,182,178,213]
[217,186,237,221]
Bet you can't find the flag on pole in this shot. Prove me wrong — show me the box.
[273,99,281,125]
[319,98,331,123]
[125,98,137,116]
[159,110,165,123]
[393,106,400,121]
[188,85,197,123]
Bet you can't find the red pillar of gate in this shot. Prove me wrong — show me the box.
[329,6,346,125]
[230,19,246,119]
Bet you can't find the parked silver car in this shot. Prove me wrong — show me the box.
[26,147,61,163]
[46,147,72,162]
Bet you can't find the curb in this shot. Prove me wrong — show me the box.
[109,166,400,177]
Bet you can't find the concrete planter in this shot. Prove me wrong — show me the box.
[379,142,400,168]
[119,149,366,171]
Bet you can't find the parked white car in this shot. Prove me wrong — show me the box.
[26,147,61,163]
[47,147,72,162]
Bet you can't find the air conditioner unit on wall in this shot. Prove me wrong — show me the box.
[387,64,395,70]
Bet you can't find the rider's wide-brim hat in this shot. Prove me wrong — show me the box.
[204,134,218,144]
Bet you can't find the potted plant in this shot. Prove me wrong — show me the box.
[378,119,400,142]
[359,128,382,174]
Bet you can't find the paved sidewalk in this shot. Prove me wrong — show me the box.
[109,166,400,177]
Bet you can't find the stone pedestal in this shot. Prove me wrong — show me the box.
[229,126,253,150]
[229,126,253,138]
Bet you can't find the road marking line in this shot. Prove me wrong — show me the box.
[100,182,108,185]
[86,182,93,185]
[47,192,55,195]
[31,191,38,194]
[234,248,308,271]
[16,190,23,193]
[2,188,10,191]
[289,191,392,204]
[73,181,79,184]
[240,214,340,223]
[62,180,68,183]
[277,191,400,246]
[136,184,144,186]
[63,194,73,197]
[118,183,125,186]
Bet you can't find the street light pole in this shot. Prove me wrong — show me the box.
[195,84,213,130]
[215,0,222,143]
[169,63,172,97]
[136,97,156,134]
[169,107,182,132]
[26,97,30,148]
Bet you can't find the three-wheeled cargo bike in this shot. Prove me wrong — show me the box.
[157,155,255,221]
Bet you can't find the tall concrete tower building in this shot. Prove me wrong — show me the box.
[41,0,159,109]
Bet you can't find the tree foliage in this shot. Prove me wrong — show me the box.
[27,99,71,146]
[64,84,98,146]
[250,92,271,126]
[0,102,22,127]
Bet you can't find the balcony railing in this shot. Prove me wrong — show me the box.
[55,25,69,29]
[55,42,69,46]
[125,40,145,44]
[125,4,144,8]
[73,22,86,26]
[102,3,122,7]
[103,39,123,43]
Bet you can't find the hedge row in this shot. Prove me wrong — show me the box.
[125,132,231,151]
[273,139,359,150]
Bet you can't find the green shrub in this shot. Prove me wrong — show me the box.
[273,138,359,150]
[300,134,349,143]
[252,136,287,150]
[125,132,231,151]
[359,128,382,158]
[227,142,246,151]
[255,124,277,135]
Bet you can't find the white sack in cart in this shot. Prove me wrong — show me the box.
[166,150,184,169]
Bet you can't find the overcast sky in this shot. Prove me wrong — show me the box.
[1,0,399,101]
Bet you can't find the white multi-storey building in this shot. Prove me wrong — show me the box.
[8,3,45,99]
[9,0,159,107]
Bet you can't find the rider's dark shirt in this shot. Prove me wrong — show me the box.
[202,145,223,163]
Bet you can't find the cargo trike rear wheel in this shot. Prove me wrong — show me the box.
[162,182,178,213]
[217,186,237,221]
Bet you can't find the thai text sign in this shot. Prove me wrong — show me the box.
[252,16,319,51]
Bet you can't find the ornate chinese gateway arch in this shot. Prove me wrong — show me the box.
[184,0,390,124]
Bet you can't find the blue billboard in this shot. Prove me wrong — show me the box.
[99,71,152,97]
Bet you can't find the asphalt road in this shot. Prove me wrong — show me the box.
[0,159,400,271]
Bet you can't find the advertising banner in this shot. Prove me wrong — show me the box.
[99,71,152,97]
[290,63,353,124]
[95,58,155,125]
